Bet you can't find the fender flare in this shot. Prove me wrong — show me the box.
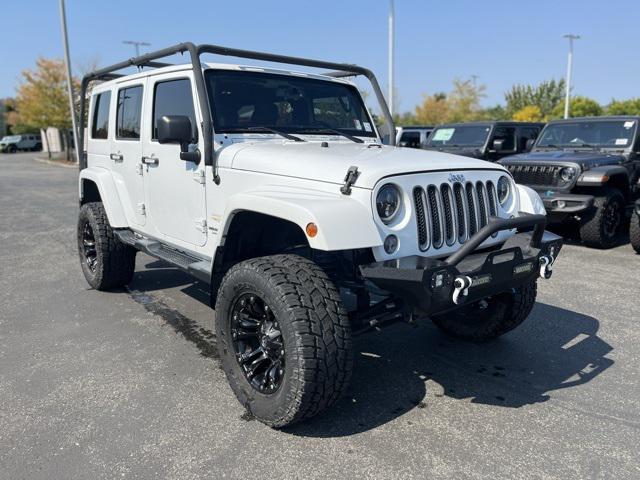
[577,165,628,187]
[221,188,382,251]
[79,167,128,227]
[516,184,546,216]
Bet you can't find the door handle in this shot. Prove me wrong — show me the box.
[141,155,159,165]
[110,153,123,162]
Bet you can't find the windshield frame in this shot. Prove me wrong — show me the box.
[534,119,639,150]
[425,124,493,148]
[204,69,379,141]
[1,135,21,143]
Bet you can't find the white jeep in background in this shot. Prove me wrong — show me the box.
[76,43,562,427]
[0,134,42,153]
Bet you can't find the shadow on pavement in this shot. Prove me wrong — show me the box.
[128,260,613,437]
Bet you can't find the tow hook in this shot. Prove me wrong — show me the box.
[539,255,554,279]
[452,275,473,305]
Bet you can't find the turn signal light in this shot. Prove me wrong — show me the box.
[306,222,318,238]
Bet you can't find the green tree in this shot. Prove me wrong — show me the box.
[11,58,79,159]
[550,96,603,119]
[478,104,508,121]
[513,105,544,122]
[505,79,565,118]
[447,78,486,122]
[607,98,640,116]
[414,92,450,125]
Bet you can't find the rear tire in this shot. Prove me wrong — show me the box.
[215,254,352,427]
[431,280,537,342]
[77,202,136,290]
[630,211,640,254]
[580,188,624,249]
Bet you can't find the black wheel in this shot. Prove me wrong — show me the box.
[579,188,624,248]
[630,212,640,254]
[431,280,537,342]
[34,143,42,151]
[215,254,352,427]
[77,202,136,290]
[8,145,17,153]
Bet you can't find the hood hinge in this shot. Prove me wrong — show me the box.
[195,218,207,233]
[193,170,206,184]
[340,166,360,195]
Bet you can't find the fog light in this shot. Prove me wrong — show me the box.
[383,234,398,254]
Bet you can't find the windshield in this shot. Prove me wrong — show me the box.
[536,120,637,148]
[426,125,491,147]
[204,70,377,138]
[1,136,20,142]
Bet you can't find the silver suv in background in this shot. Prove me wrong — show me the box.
[396,125,434,148]
[0,134,42,153]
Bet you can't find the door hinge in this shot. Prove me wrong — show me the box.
[137,203,146,216]
[195,218,207,233]
[193,170,206,184]
[136,163,143,176]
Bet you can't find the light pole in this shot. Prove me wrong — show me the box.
[123,40,151,57]
[563,34,580,119]
[58,0,80,163]
[388,0,395,117]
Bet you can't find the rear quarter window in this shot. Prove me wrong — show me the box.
[91,92,111,139]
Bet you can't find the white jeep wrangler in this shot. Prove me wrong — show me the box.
[76,43,562,427]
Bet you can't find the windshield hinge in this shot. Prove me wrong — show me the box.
[341,166,360,195]
[193,170,206,184]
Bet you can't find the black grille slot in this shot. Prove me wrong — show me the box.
[476,181,488,228]
[441,184,455,245]
[454,183,466,242]
[427,186,443,248]
[413,187,428,250]
[486,181,497,217]
[466,182,477,236]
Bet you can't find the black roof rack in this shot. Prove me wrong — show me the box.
[78,42,395,181]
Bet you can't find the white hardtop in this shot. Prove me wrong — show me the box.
[92,62,355,91]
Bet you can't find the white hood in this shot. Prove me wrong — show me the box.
[226,141,507,189]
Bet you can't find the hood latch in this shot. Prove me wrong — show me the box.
[341,166,360,195]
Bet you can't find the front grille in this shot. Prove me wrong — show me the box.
[414,180,500,251]
[506,164,563,187]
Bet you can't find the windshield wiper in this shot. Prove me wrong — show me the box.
[226,126,305,142]
[299,128,364,144]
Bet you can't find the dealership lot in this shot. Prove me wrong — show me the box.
[1,152,639,479]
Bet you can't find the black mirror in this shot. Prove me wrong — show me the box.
[492,138,505,151]
[525,138,535,151]
[157,115,200,163]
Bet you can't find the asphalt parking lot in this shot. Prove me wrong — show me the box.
[1,152,639,479]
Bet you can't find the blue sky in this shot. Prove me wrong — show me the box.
[2,0,638,114]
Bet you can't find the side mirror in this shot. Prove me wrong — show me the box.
[157,115,200,163]
[492,138,505,152]
[525,138,535,151]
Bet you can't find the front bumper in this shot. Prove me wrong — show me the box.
[360,214,562,316]
[536,190,594,214]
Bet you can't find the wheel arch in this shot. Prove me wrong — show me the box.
[79,168,128,227]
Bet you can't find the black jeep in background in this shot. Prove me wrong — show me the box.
[500,116,640,248]
[424,121,544,161]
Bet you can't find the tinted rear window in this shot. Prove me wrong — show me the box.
[116,85,143,139]
[91,92,111,139]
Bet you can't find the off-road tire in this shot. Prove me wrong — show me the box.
[8,145,17,153]
[630,212,640,254]
[431,280,537,342]
[215,254,352,428]
[579,188,624,249]
[77,202,136,290]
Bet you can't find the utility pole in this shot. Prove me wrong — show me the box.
[470,75,479,88]
[388,0,395,117]
[123,40,151,57]
[563,34,580,119]
[59,0,80,164]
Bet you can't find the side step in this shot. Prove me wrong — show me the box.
[115,229,212,284]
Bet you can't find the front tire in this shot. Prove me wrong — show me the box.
[215,254,352,428]
[580,188,624,248]
[431,280,537,342]
[77,202,136,290]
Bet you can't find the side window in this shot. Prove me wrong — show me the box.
[91,92,111,139]
[152,79,196,140]
[116,86,143,139]
[518,127,541,150]
[399,131,421,148]
[493,126,516,151]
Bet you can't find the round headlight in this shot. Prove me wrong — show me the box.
[560,166,577,183]
[497,176,511,206]
[376,184,402,224]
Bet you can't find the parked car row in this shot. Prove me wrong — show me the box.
[0,134,42,153]
[396,116,640,250]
